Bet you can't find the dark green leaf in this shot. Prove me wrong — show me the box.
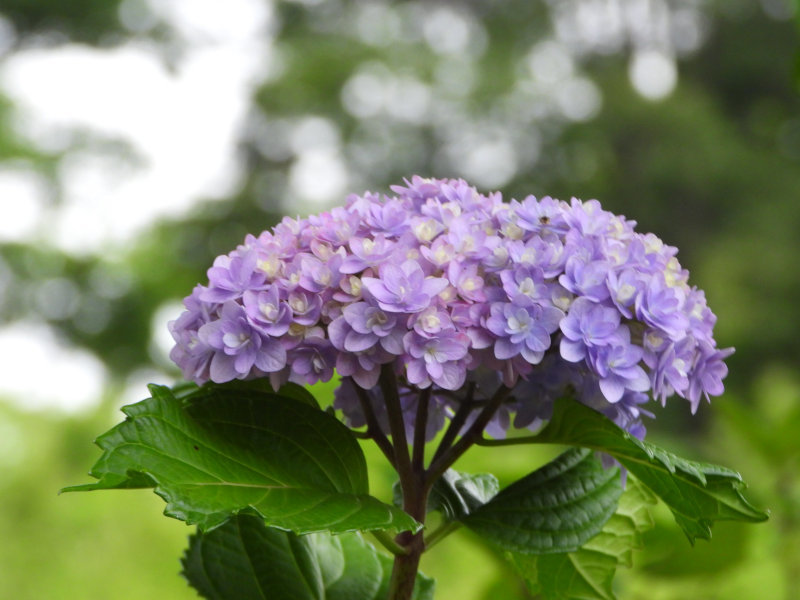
[182,513,323,600]
[182,515,433,600]
[323,533,383,600]
[274,382,322,409]
[507,478,657,600]
[428,470,499,521]
[65,383,419,534]
[196,379,320,409]
[532,398,768,542]
[393,469,499,521]
[462,448,622,554]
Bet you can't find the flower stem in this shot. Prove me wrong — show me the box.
[381,365,414,491]
[427,385,512,482]
[423,521,462,550]
[386,468,428,600]
[430,382,476,464]
[382,378,511,599]
[412,387,431,471]
[379,368,434,600]
[370,529,409,556]
[354,382,396,468]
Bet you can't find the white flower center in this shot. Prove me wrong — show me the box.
[258,257,281,278]
[518,277,536,297]
[617,283,636,303]
[520,248,537,264]
[503,223,524,240]
[289,296,308,312]
[223,332,249,349]
[349,276,362,296]
[366,310,388,328]
[413,219,437,242]
[260,303,279,321]
[645,331,665,349]
[421,314,440,330]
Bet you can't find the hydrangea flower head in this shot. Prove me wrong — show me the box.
[170,176,732,438]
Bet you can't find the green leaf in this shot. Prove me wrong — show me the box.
[462,448,623,554]
[509,549,616,600]
[186,379,320,409]
[582,477,656,568]
[507,478,657,600]
[428,470,499,521]
[323,533,383,600]
[532,398,768,542]
[65,383,419,534]
[181,513,324,600]
[274,382,322,409]
[393,469,499,521]
[182,514,434,600]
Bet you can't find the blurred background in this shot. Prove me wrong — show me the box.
[0,0,798,598]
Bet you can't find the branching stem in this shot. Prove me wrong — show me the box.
[430,382,476,464]
[353,382,396,468]
[380,365,414,491]
[378,377,512,600]
[423,521,462,550]
[427,384,512,482]
[370,529,409,556]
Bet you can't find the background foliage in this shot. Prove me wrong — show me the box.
[0,0,797,598]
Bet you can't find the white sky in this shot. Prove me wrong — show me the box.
[0,0,274,412]
[0,0,274,254]
[0,322,106,412]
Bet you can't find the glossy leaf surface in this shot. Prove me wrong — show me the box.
[182,514,434,600]
[463,448,623,554]
[65,384,418,534]
[508,478,657,600]
[532,399,768,542]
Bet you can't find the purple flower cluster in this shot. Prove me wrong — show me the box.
[169,176,732,438]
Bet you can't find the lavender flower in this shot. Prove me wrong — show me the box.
[404,330,470,390]
[169,176,733,441]
[242,288,292,336]
[196,301,286,382]
[487,302,563,365]
[200,249,267,303]
[362,260,448,313]
[559,298,623,363]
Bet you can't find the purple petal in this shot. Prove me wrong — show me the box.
[255,339,287,372]
[560,339,585,363]
[380,330,406,355]
[345,331,377,352]
[361,278,397,305]
[599,377,625,403]
[209,353,238,382]
[406,360,429,386]
[352,366,381,389]
[436,362,466,390]
[421,276,449,297]
[495,338,520,360]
